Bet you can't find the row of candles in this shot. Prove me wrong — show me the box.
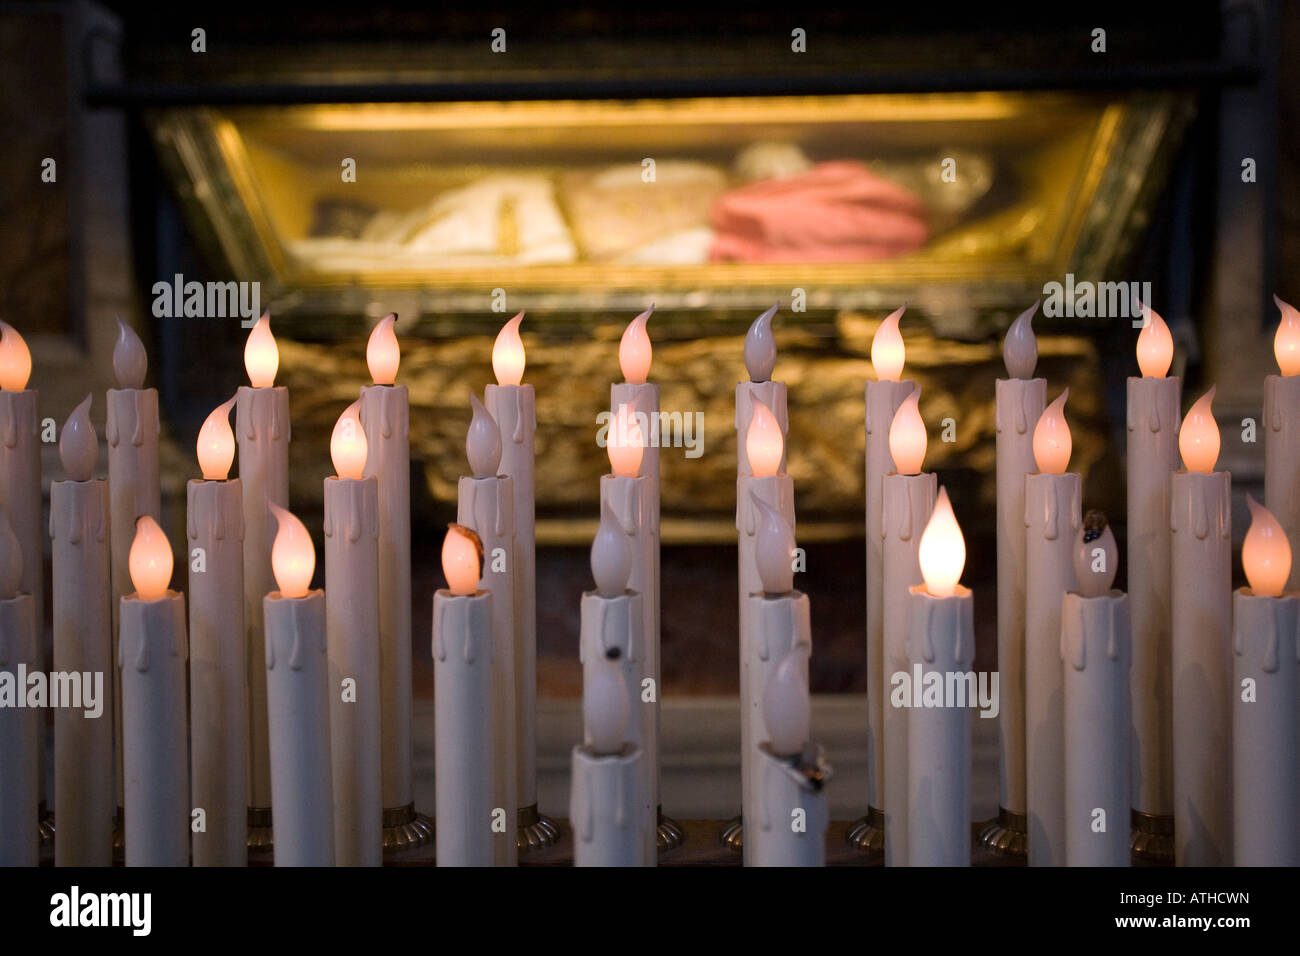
[1,288,1299,866]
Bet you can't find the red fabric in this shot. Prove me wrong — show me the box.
[709,161,928,262]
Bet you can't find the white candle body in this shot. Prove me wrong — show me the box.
[736,380,788,477]
[1126,376,1179,817]
[994,376,1044,816]
[0,593,38,865]
[737,471,795,859]
[864,379,913,812]
[433,589,495,867]
[457,475,518,867]
[570,745,648,867]
[485,383,537,817]
[107,387,161,810]
[237,385,289,814]
[1231,590,1298,866]
[742,590,810,866]
[750,746,828,867]
[882,472,936,866]
[1024,471,1080,866]
[186,478,247,866]
[1265,375,1300,592]
[600,473,658,860]
[50,477,113,866]
[907,584,974,867]
[264,590,334,866]
[1170,470,1232,866]
[1062,591,1132,867]
[359,384,414,814]
[0,390,44,812]
[119,592,189,866]
[324,476,382,866]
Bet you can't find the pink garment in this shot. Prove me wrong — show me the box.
[709,161,928,262]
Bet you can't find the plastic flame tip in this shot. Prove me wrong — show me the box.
[618,307,654,385]
[0,320,32,392]
[466,392,502,479]
[744,303,778,383]
[590,499,631,597]
[441,523,481,596]
[584,651,630,755]
[128,515,172,601]
[491,311,526,386]
[1032,389,1072,475]
[1242,495,1292,597]
[196,395,237,480]
[330,400,368,480]
[870,306,906,382]
[366,313,400,385]
[918,487,966,597]
[243,313,278,388]
[753,492,795,594]
[113,317,148,389]
[1002,301,1039,380]
[1274,295,1300,376]
[762,648,810,757]
[888,386,927,475]
[1136,304,1175,378]
[269,503,314,599]
[607,403,645,478]
[58,394,97,481]
[1178,386,1220,474]
[746,398,784,477]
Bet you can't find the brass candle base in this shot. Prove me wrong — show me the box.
[845,806,885,853]
[382,802,434,852]
[657,807,685,850]
[975,807,1027,859]
[516,803,561,851]
[1130,810,1174,866]
[37,802,54,846]
[719,814,742,851]
[247,806,274,851]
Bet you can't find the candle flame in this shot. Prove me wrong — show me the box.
[113,317,148,390]
[607,403,644,479]
[441,523,481,596]
[918,486,965,597]
[744,303,778,383]
[870,305,906,382]
[618,306,654,385]
[0,506,23,600]
[269,502,314,599]
[243,312,278,388]
[1178,386,1219,474]
[1136,302,1174,378]
[330,400,368,480]
[1274,295,1300,376]
[763,647,810,757]
[1242,494,1291,597]
[366,313,400,385]
[590,499,631,597]
[1002,301,1039,380]
[466,392,502,479]
[746,398,784,478]
[59,394,97,481]
[1032,389,1072,475]
[752,492,795,595]
[888,385,926,475]
[584,647,630,756]
[0,320,32,392]
[197,395,237,480]
[1073,511,1117,598]
[128,515,173,602]
[492,311,526,386]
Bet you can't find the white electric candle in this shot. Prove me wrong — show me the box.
[358,314,417,835]
[237,313,290,837]
[433,524,495,867]
[1024,390,1080,866]
[456,395,517,867]
[1232,496,1298,865]
[993,303,1045,831]
[325,402,382,865]
[1265,297,1300,591]
[1063,517,1131,866]
[0,507,38,866]
[119,516,189,867]
[187,396,247,866]
[1170,387,1232,866]
[864,306,913,834]
[881,386,935,866]
[263,504,333,866]
[50,395,114,866]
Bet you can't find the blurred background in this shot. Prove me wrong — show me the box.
[1,1,1292,818]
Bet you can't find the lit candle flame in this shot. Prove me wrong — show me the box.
[269,502,314,599]
[888,385,926,475]
[128,515,173,602]
[466,392,502,479]
[607,403,644,479]
[1242,494,1291,598]
[870,305,906,382]
[492,311,526,386]
[918,486,966,597]
[0,506,23,601]
[59,394,97,482]
[1032,388,1072,475]
[763,647,810,757]
[113,317,147,390]
[584,647,630,756]
[441,523,482,596]
[1136,302,1174,378]
[0,321,32,392]
[1002,301,1039,380]
[196,395,237,480]
[330,400,368,480]
[243,312,278,388]
[746,398,784,478]
[618,306,654,385]
[590,499,631,598]
[1178,386,1219,474]
[366,313,400,385]
[1274,295,1300,377]
[744,303,778,383]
